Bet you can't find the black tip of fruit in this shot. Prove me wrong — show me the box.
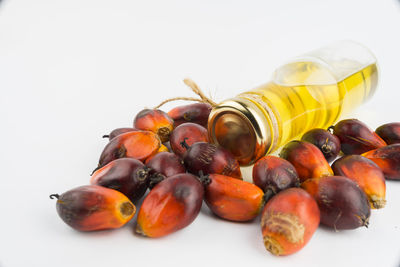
[102,135,110,138]
[262,188,275,204]
[148,173,166,189]
[197,170,211,186]
[180,137,190,149]
[90,165,102,176]
[49,194,60,200]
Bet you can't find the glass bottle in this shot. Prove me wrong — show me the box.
[208,40,378,165]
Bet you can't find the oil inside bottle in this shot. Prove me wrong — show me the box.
[240,60,378,150]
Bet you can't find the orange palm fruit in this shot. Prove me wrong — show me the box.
[98,131,161,168]
[50,185,135,231]
[261,188,320,256]
[204,174,264,222]
[157,144,169,152]
[279,140,333,182]
[136,173,204,238]
[134,109,174,143]
[332,155,386,209]
[144,144,170,164]
[362,144,400,180]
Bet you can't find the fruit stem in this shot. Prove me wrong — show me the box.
[262,188,275,204]
[49,194,60,200]
[180,137,190,149]
[102,135,110,138]
[149,173,165,189]
[198,170,211,186]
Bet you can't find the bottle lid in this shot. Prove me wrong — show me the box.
[208,97,276,166]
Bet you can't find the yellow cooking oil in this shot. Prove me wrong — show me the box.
[208,41,379,165]
[241,61,378,149]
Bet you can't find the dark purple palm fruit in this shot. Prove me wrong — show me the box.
[252,155,300,202]
[331,119,386,155]
[91,158,150,202]
[145,152,186,188]
[301,128,341,162]
[182,141,242,179]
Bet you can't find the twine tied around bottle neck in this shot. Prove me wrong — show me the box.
[154,78,217,109]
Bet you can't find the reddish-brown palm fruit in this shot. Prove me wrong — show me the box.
[183,142,242,179]
[301,128,341,162]
[135,173,204,238]
[170,122,209,158]
[103,127,138,140]
[260,188,320,256]
[145,152,186,188]
[98,131,161,168]
[204,174,264,221]
[331,119,386,155]
[168,103,212,128]
[332,155,386,209]
[50,185,135,231]
[252,156,300,201]
[279,140,333,182]
[134,109,174,143]
[375,122,400,145]
[301,176,370,230]
[362,144,400,180]
[90,158,150,202]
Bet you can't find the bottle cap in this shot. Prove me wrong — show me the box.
[208,96,278,166]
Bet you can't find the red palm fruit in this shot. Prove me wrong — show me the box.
[50,185,135,231]
[183,142,242,179]
[301,176,370,230]
[362,144,400,180]
[103,127,138,140]
[252,156,300,201]
[375,122,400,145]
[135,173,204,238]
[98,131,161,168]
[204,174,264,222]
[332,119,386,155]
[170,122,209,158]
[279,140,333,182]
[90,158,150,202]
[301,128,341,162]
[134,109,174,143]
[168,103,212,128]
[332,155,386,209]
[145,152,186,188]
[260,188,320,256]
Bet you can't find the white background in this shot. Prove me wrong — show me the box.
[1,0,400,266]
